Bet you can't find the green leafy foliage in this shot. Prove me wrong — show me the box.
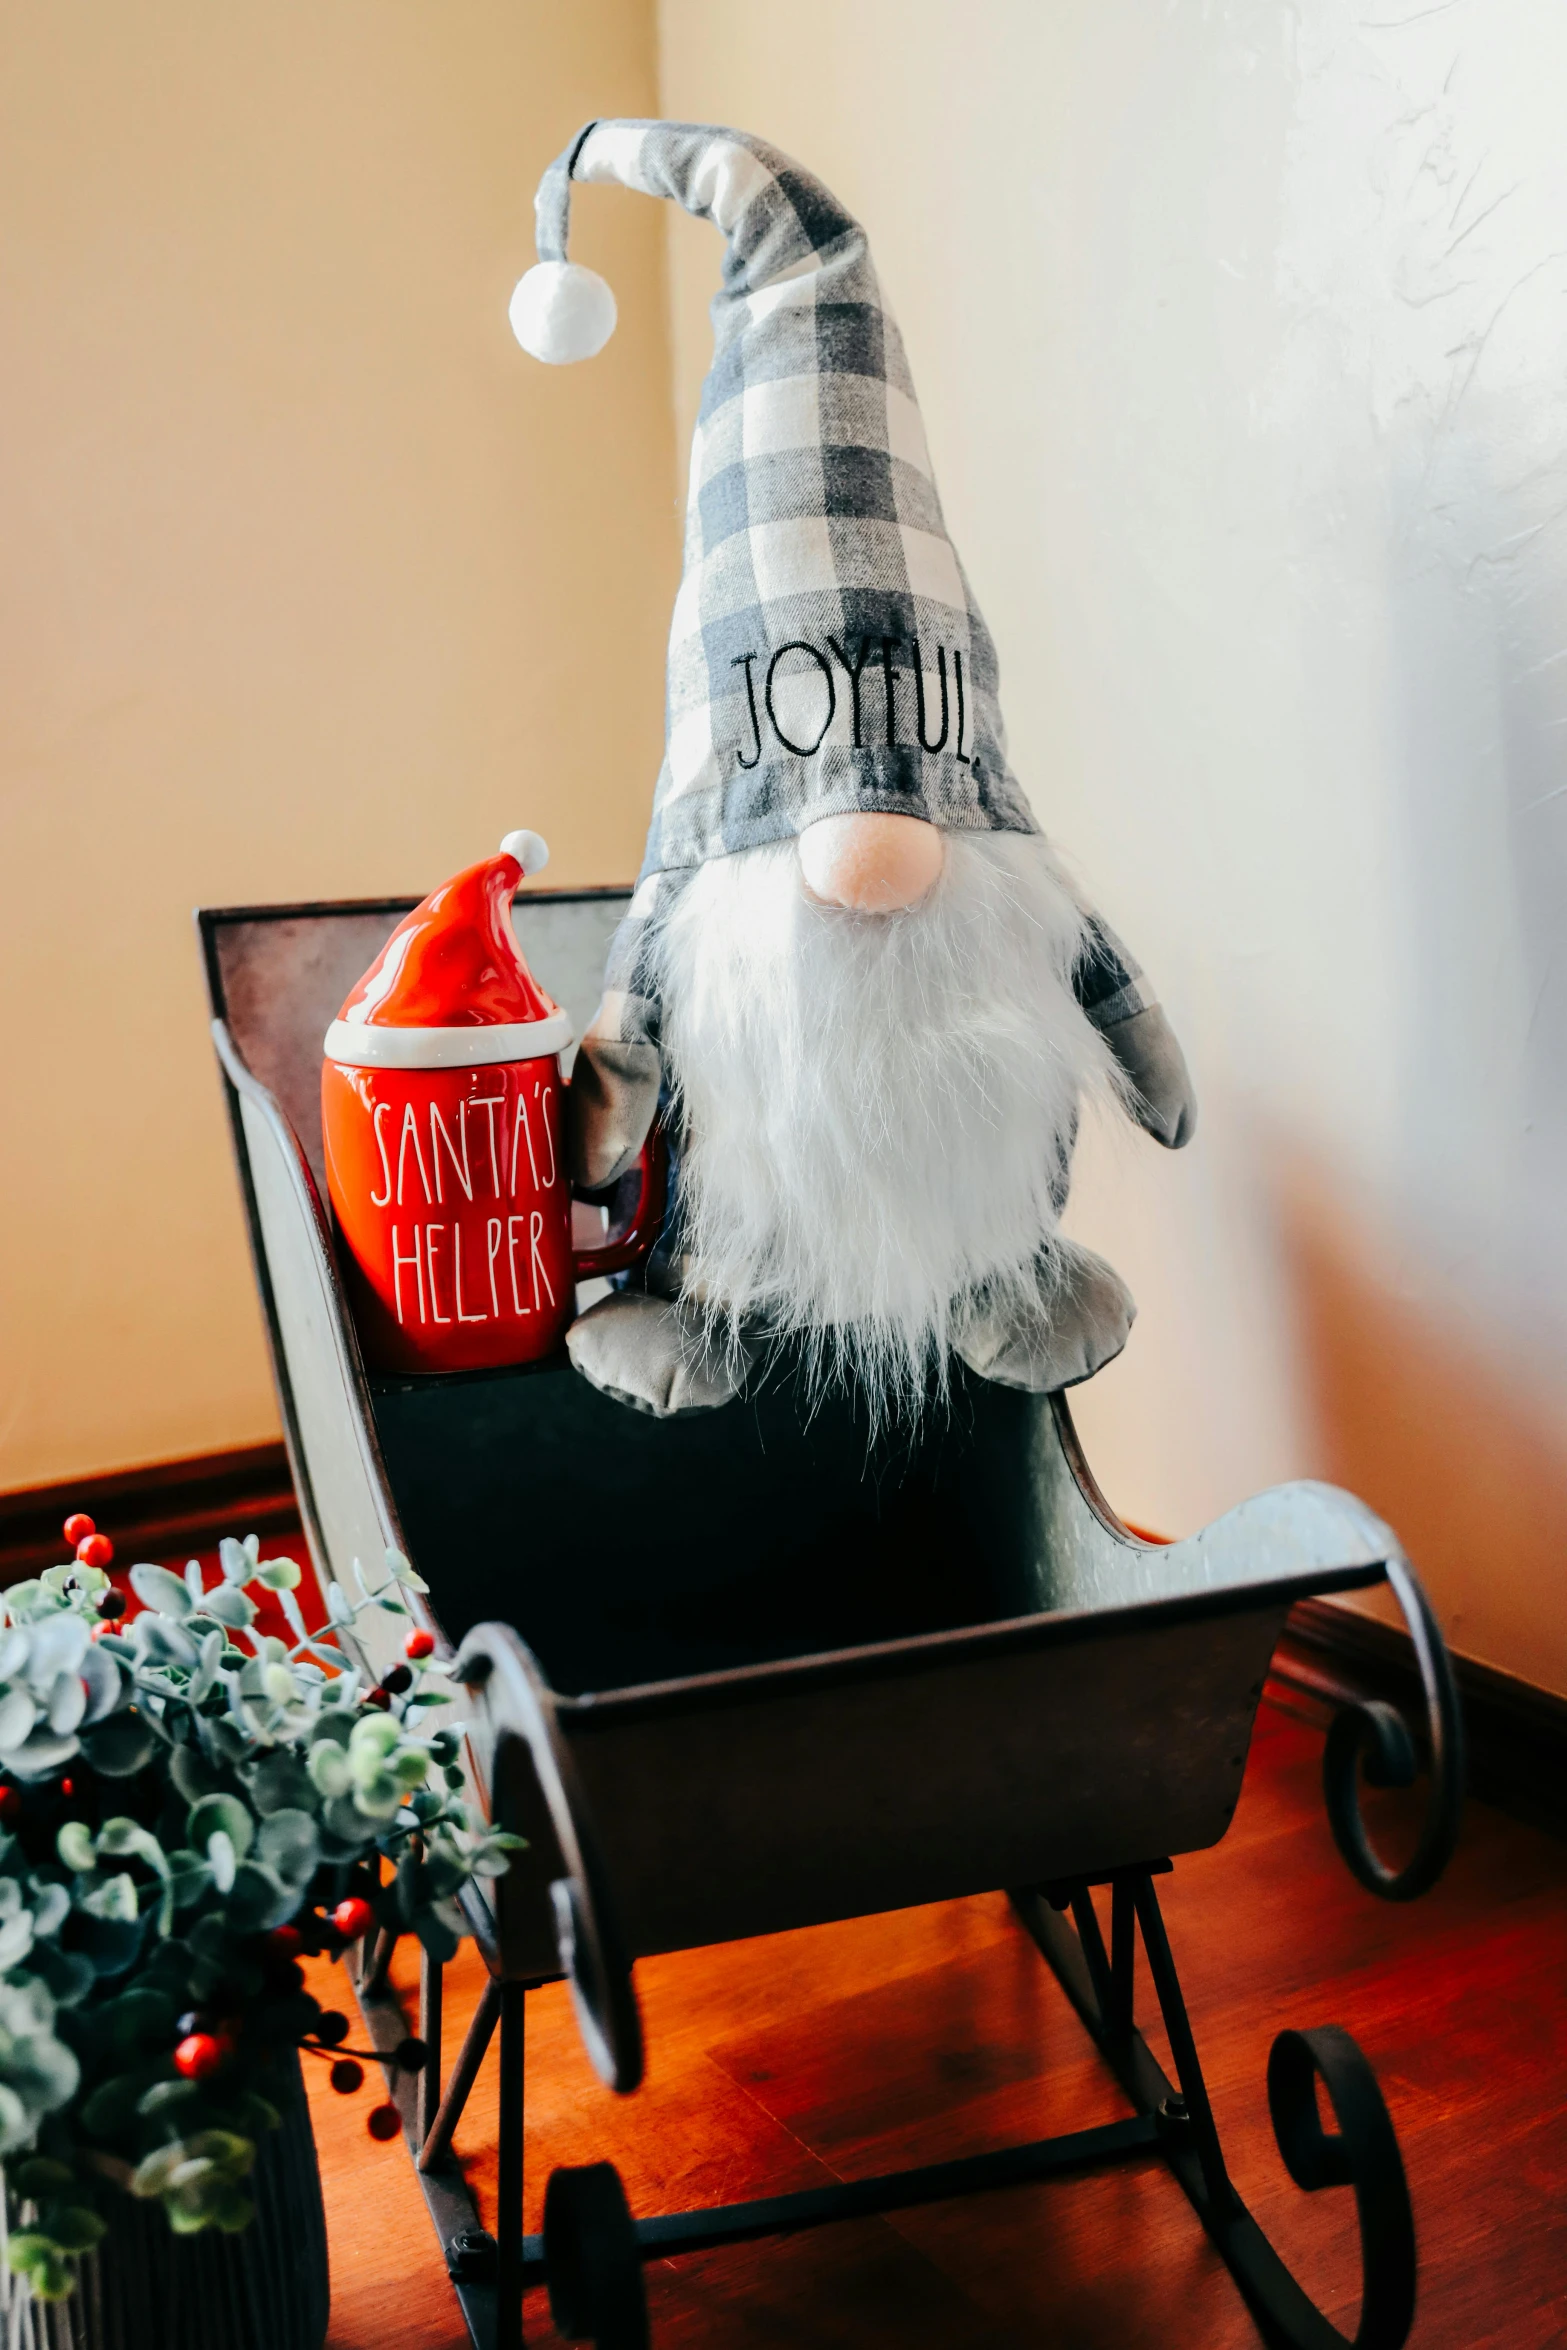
[0,1537,521,2305]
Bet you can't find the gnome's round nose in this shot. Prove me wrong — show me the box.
[799,812,946,913]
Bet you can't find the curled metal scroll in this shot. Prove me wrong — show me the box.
[454,1624,645,2096]
[1322,1555,1465,1903]
[1265,2025,1416,2350]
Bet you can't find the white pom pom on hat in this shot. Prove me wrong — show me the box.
[508,260,616,365]
[500,829,550,877]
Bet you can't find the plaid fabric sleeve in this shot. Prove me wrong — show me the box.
[1074,911,1154,1031]
[583,870,691,1054]
[568,877,679,1188]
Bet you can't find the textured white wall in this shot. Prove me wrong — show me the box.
[659,1,1567,1688]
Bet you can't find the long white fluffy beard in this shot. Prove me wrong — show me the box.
[652,831,1117,1415]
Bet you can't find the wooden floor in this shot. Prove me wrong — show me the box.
[301,1698,1567,2349]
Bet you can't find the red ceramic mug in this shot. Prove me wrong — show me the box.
[322,1055,664,1377]
[320,835,664,1377]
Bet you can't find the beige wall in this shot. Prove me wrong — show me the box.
[0,3,678,1489]
[659,0,1567,1693]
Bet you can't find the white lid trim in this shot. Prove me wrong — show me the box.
[324,1012,572,1070]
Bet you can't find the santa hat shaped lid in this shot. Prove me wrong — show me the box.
[509,120,1038,888]
[324,830,571,1070]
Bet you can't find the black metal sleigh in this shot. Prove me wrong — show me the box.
[198,885,1464,2350]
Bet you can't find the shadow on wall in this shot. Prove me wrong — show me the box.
[1385,411,1567,1377]
[1276,1164,1567,1701]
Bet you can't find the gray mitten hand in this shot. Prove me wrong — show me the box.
[568,1291,754,1417]
[954,1242,1135,1393]
[1103,1004,1197,1150]
[567,1030,662,1189]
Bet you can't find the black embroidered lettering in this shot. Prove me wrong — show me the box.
[878,637,900,747]
[953,646,969,763]
[731,653,763,770]
[826,635,873,749]
[912,642,949,754]
[764,642,836,757]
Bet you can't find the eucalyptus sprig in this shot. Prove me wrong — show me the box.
[0,1524,518,2303]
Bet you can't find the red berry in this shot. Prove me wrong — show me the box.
[75,1533,113,1570]
[174,2032,230,2081]
[0,1787,20,1822]
[330,2058,365,2094]
[62,1513,95,1547]
[59,1779,75,1799]
[366,2103,402,2141]
[363,1687,391,1711]
[332,1897,374,1942]
[267,1925,302,1958]
[403,1628,435,1661]
[96,1589,127,1621]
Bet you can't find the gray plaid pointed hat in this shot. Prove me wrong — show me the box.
[515,120,1039,892]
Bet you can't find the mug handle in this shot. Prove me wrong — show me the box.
[572,1120,669,1280]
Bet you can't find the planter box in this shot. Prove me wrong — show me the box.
[0,2063,328,2350]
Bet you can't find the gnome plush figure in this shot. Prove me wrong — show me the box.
[512,121,1196,1420]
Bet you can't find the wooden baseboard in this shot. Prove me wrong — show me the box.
[1273,1597,1567,1843]
[0,1441,301,1583]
